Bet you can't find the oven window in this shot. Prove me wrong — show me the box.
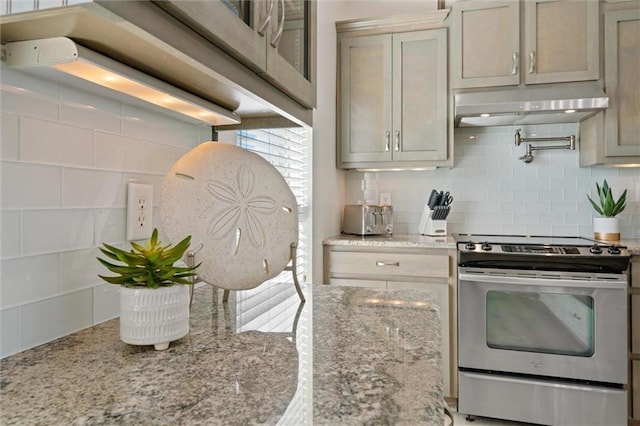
[486,291,595,357]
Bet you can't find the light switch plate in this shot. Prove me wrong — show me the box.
[126,182,153,241]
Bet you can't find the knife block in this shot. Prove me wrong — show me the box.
[418,204,447,236]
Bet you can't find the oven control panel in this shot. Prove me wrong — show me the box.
[458,241,629,257]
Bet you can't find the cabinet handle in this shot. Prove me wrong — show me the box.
[270,0,285,48]
[376,261,400,267]
[394,131,400,151]
[529,51,536,74]
[385,131,390,152]
[257,0,274,36]
[511,52,518,75]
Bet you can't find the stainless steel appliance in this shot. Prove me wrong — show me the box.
[455,234,630,426]
[342,204,393,236]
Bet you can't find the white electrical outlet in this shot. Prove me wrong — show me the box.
[126,182,153,241]
[380,193,392,206]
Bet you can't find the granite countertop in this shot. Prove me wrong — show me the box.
[323,233,456,249]
[0,282,443,425]
[324,233,640,256]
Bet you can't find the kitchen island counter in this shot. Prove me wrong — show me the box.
[0,283,443,425]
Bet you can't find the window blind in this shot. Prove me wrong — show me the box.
[234,127,311,333]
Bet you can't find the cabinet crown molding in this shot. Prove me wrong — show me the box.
[336,9,450,34]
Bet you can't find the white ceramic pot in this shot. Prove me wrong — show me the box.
[119,285,190,350]
[593,217,621,242]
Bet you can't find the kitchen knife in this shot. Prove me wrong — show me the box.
[427,190,439,209]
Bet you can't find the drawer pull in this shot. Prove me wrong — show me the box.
[376,261,400,267]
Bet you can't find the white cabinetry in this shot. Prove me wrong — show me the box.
[337,15,450,170]
[452,0,599,89]
[156,0,316,108]
[580,5,640,166]
[323,244,456,398]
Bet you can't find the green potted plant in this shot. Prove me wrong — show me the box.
[97,228,199,350]
[587,180,627,241]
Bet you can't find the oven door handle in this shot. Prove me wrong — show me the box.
[458,272,627,289]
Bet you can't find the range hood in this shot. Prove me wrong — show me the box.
[454,84,609,128]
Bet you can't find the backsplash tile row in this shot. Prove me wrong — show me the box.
[0,65,209,358]
[346,124,640,238]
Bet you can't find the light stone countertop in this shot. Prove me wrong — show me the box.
[323,233,456,249]
[325,233,640,256]
[619,239,640,255]
[0,282,443,425]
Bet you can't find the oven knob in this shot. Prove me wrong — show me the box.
[481,242,492,251]
[589,244,602,254]
[608,245,621,255]
[464,241,476,250]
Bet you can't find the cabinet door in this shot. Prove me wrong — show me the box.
[524,0,599,84]
[328,278,386,288]
[388,280,451,398]
[157,1,268,73]
[340,34,393,163]
[451,0,520,88]
[262,0,316,108]
[634,361,640,420]
[392,29,448,162]
[604,9,640,158]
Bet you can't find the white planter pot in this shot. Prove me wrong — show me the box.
[593,217,621,242]
[119,285,190,350]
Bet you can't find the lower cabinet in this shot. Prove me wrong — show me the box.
[323,244,457,399]
[631,257,640,424]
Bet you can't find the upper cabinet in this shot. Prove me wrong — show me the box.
[337,12,451,170]
[157,0,316,109]
[580,5,640,166]
[452,0,599,89]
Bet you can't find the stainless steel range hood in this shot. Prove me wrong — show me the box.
[454,84,608,128]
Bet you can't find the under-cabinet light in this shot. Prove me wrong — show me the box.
[565,109,576,113]
[1,37,240,126]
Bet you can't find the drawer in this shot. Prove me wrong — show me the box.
[328,251,449,279]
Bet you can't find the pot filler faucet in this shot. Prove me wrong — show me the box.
[514,128,576,163]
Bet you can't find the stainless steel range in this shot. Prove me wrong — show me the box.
[455,234,630,426]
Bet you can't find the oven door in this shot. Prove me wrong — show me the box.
[458,267,627,384]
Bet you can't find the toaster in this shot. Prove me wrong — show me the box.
[342,204,393,236]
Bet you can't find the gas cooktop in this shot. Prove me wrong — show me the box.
[454,233,630,273]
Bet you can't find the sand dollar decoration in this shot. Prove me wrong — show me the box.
[160,142,298,290]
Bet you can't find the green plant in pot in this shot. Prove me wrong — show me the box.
[97,228,200,350]
[587,180,627,242]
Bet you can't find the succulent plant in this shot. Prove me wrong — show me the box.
[97,228,199,288]
[587,180,627,218]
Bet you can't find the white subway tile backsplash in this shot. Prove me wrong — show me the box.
[121,104,205,147]
[95,132,147,172]
[1,254,60,308]
[93,284,120,324]
[21,117,94,167]
[19,289,93,351]
[60,87,122,134]
[22,209,94,254]
[1,211,20,258]
[1,162,61,208]
[0,66,59,121]
[1,112,19,160]
[1,64,206,357]
[62,169,125,208]
[94,208,127,245]
[60,248,106,293]
[0,307,20,358]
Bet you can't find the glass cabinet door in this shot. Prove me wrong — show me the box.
[265,0,315,107]
[157,0,315,108]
